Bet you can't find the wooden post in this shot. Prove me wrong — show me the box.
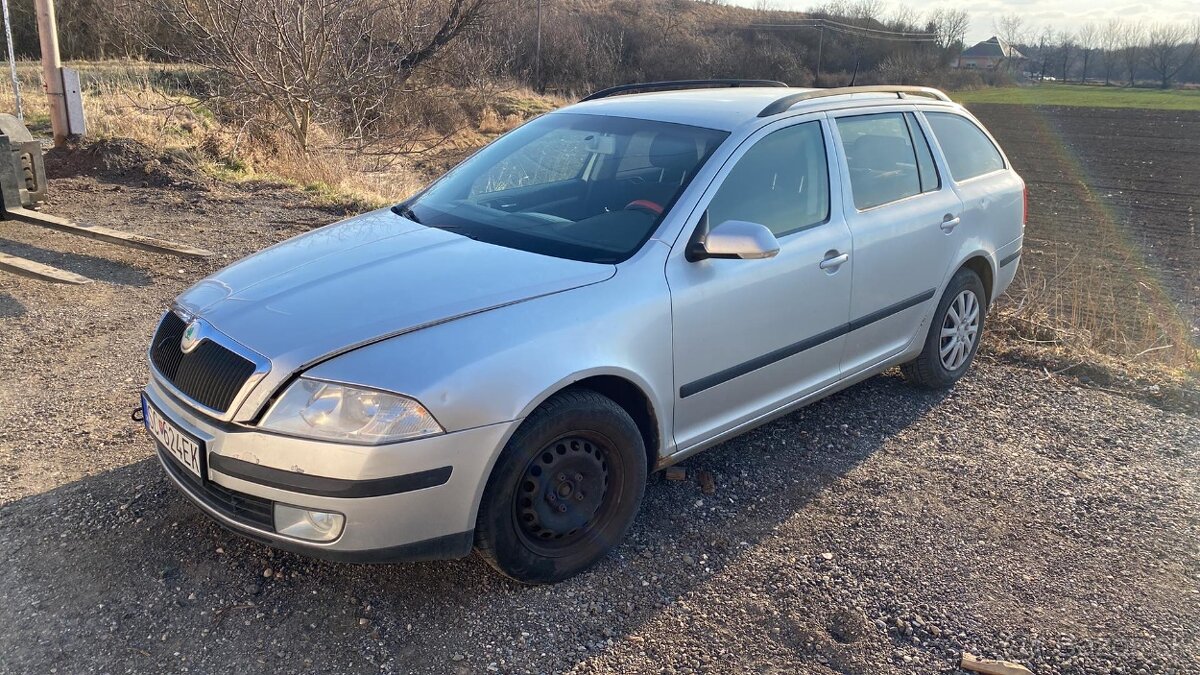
[34,0,68,146]
[1,0,22,123]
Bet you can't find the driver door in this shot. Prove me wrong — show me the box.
[667,115,853,450]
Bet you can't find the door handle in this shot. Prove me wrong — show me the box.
[819,252,849,270]
[940,214,961,232]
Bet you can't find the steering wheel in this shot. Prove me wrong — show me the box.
[624,200,664,216]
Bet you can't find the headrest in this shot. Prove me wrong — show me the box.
[852,134,911,170]
[649,134,699,172]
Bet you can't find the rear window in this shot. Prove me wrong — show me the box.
[925,112,1006,182]
[836,112,923,210]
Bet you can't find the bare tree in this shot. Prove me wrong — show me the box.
[1076,23,1098,83]
[884,4,920,32]
[1144,21,1199,89]
[1056,30,1076,81]
[1099,19,1123,85]
[848,0,885,23]
[1035,28,1054,81]
[993,13,1026,48]
[1118,20,1144,86]
[927,7,969,56]
[132,0,499,150]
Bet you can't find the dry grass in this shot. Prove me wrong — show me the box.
[990,236,1198,381]
[0,60,556,210]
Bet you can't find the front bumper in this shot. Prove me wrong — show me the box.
[144,376,517,562]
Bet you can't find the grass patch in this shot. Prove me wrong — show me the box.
[953,84,1200,111]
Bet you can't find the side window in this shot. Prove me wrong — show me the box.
[470,127,593,195]
[905,112,940,193]
[706,121,829,238]
[836,112,922,210]
[924,112,1006,182]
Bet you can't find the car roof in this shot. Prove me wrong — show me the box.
[558,87,961,132]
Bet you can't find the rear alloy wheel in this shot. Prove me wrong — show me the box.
[475,389,646,584]
[902,268,987,388]
[939,289,981,371]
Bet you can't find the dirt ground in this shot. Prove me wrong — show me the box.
[0,110,1197,674]
[969,104,1200,355]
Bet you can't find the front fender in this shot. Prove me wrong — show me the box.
[302,261,675,453]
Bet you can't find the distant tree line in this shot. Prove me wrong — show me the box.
[993,14,1200,88]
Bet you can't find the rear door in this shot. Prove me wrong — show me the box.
[921,110,1025,279]
[831,109,963,372]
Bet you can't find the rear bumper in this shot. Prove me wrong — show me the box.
[144,377,517,562]
[993,235,1023,302]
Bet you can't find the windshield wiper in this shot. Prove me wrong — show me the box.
[392,203,421,224]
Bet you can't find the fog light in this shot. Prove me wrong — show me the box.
[273,503,345,542]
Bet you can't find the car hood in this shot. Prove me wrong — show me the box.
[175,207,615,391]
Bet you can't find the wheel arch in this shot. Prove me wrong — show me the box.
[956,252,995,305]
[515,370,663,475]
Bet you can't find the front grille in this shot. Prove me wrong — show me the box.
[150,312,257,413]
[159,446,275,530]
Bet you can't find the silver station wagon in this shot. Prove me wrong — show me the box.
[143,82,1025,583]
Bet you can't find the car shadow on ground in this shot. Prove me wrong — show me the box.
[0,236,153,287]
[0,371,950,673]
[0,291,25,318]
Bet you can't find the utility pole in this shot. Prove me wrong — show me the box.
[34,0,68,146]
[534,0,543,93]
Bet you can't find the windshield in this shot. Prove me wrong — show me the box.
[399,112,728,263]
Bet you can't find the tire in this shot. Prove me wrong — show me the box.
[901,268,987,389]
[474,389,647,584]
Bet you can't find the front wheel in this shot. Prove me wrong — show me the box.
[474,389,646,584]
[902,268,987,388]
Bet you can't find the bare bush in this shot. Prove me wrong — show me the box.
[128,0,500,151]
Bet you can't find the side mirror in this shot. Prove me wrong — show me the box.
[686,214,780,262]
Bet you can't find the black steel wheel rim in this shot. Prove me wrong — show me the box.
[513,433,618,555]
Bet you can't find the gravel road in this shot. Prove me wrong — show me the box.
[0,143,1197,675]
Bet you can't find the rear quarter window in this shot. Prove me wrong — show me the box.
[925,112,1006,182]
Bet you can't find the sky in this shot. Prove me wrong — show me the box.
[728,0,1200,44]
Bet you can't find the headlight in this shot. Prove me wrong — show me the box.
[260,378,443,444]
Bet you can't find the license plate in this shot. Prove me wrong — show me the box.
[143,395,204,480]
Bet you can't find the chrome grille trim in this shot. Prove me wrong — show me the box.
[147,309,271,422]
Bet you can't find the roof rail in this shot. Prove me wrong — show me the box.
[581,79,788,102]
[758,85,952,117]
